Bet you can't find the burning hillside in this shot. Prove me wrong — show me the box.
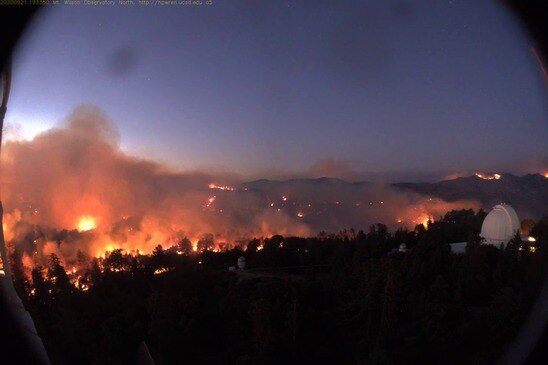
[1,106,481,267]
[0,106,310,265]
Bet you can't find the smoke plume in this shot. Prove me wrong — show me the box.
[1,106,309,263]
[1,106,480,266]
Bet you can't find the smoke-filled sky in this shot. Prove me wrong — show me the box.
[4,0,548,182]
[1,105,480,261]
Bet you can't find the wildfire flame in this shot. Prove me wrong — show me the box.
[205,195,216,208]
[475,173,501,180]
[154,267,171,275]
[408,214,434,228]
[208,183,235,191]
[420,216,433,227]
[77,216,96,232]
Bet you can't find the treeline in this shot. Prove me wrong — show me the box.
[8,209,548,364]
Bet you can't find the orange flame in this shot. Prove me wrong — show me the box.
[208,183,235,191]
[475,172,501,180]
[77,216,96,232]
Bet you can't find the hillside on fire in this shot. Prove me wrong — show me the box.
[7,209,548,364]
[2,107,547,269]
[1,2,547,364]
[0,108,546,364]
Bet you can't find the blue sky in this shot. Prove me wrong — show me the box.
[5,0,547,181]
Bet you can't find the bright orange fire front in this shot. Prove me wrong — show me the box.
[410,214,433,228]
[77,216,96,232]
[420,215,433,227]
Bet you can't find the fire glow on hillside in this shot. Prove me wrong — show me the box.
[208,183,235,191]
[77,216,97,232]
[0,107,484,272]
[475,173,501,180]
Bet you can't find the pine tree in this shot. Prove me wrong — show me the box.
[9,248,30,298]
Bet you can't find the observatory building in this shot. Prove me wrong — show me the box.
[449,203,521,254]
[480,204,520,246]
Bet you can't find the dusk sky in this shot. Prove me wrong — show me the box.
[5,0,547,182]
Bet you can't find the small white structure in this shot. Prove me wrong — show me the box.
[449,242,467,254]
[237,256,246,270]
[228,266,236,272]
[398,243,408,253]
[480,204,520,246]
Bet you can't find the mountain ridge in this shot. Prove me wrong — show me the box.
[240,173,547,220]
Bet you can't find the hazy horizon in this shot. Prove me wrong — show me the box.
[4,0,547,183]
[4,105,547,184]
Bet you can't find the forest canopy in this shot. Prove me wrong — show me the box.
[8,209,548,364]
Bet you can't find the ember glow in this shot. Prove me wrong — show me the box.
[154,267,171,275]
[475,172,501,180]
[70,271,90,291]
[205,195,217,208]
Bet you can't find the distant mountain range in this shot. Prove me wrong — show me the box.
[239,174,547,228]
[393,173,547,219]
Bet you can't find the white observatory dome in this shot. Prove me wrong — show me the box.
[480,204,520,246]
